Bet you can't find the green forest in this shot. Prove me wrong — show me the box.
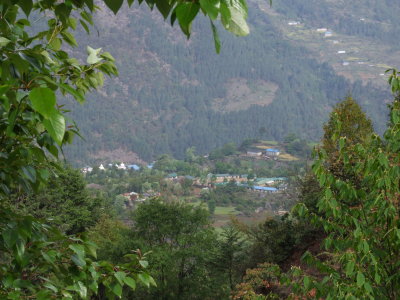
[63,0,391,164]
[1,0,400,299]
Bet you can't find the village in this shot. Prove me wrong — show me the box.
[82,145,295,220]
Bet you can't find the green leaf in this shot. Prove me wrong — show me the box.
[138,273,156,287]
[210,20,221,54]
[43,112,66,146]
[87,46,103,64]
[138,273,151,287]
[100,51,115,62]
[104,0,123,14]
[36,290,52,300]
[374,272,381,284]
[200,0,219,20]
[80,19,90,34]
[139,260,149,268]
[43,282,58,293]
[21,166,36,183]
[364,282,373,294]
[84,241,97,259]
[69,244,85,258]
[156,0,174,19]
[19,0,33,16]
[303,276,311,290]
[60,31,78,47]
[71,254,86,267]
[49,38,62,51]
[16,240,25,259]
[59,83,85,103]
[176,2,200,37]
[77,281,87,298]
[111,283,122,298]
[220,0,249,36]
[123,277,136,290]
[357,271,365,287]
[345,260,355,276]
[30,88,56,118]
[0,37,11,47]
[114,271,126,286]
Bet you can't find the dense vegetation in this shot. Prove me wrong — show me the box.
[0,0,249,298]
[2,0,400,299]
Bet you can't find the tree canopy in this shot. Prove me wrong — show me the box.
[0,0,249,298]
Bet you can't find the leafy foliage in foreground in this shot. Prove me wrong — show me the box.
[0,0,249,298]
[292,89,400,299]
[0,209,154,299]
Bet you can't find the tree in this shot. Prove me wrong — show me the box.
[0,0,250,298]
[10,166,105,234]
[131,199,222,299]
[321,96,374,180]
[215,225,248,291]
[292,79,400,299]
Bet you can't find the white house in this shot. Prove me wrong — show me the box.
[99,164,105,170]
[117,162,127,170]
[337,50,346,54]
[247,151,262,157]
[316,28,328,33]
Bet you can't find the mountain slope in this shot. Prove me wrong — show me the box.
[64,1,392,165]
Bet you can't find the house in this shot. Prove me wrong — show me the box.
[288,21,300,26]
[128,164,140,171]
[122,192,139,208]
[316,28,328,33]
[122,192,139,201]
[147,163,154,169]
[166,173,178,179]
[247,151,262,156]
[265,148,280,157]
[342,61,349,66]
[255,177,287,186]
[277,210,289,216]
[337,50,346,54]
[116,162,127,170]
[99,164,105,170]
[81,166,93,173]
[252,186,278,193]
[324,31,333,37]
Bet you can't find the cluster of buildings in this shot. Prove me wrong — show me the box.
[208,174,288,194]
[82,162,153,174]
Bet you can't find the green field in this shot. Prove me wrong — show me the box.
[214,206,239,215]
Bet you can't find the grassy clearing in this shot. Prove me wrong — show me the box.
[214,206,239,215]
[279,153,299,161]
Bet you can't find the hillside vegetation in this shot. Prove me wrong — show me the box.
[65,1,392,164]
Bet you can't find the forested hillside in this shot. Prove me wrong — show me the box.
[64,1,392,164]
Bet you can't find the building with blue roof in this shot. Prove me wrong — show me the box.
[265,148,280,156]
[253,186,278,193]
[128,164,140,171]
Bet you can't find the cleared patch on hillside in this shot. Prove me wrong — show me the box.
[212,78,278,113]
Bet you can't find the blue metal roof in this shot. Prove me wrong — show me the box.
[128,164,140,170]
[253,186,278,191]
[266,148,280,152]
